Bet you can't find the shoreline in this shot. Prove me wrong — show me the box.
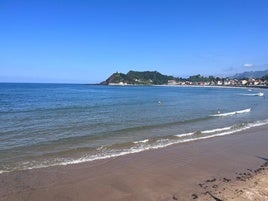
[1,124,268,200]
[1,119,267,174]
[155,84,268,90]
[96,81,268,89]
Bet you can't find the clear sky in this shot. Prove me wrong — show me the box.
[1,0,268,83]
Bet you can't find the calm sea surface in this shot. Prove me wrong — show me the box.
[0,83,268,173]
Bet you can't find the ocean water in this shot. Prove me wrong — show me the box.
[0,83,268,173]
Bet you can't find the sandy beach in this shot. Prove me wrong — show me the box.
[1,124,268,201]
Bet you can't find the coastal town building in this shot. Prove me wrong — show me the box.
[167,78,268,87]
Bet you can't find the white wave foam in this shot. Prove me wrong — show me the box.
[2,119,268,174]
[240,93,264,97]
[56,120,268,166]
[59,119,268,166]
[180,120,268,143]
[133,139,149,144]
[210,108,251,117]
[240,93,256,96]
[202,126,232,134]
[0,170,9,174]
[174,132,196,137]
[247,119,268,127]
[175,126,233,137]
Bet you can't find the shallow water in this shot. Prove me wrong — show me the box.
[0,83,267,173]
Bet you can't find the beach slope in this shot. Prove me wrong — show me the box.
[1,125,268,201]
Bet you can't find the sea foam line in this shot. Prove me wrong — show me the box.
[133,139,149,144]
[58,119,268,166]
[174,132,196,137]
[43,119,268,167]
[210,108,251,117]
[202,126,232,134]
[1,119,268,174]
[174,126,232,137]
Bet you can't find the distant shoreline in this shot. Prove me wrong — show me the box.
[155,84,268,89]
[95,82,268,90]
[1,82,267,89]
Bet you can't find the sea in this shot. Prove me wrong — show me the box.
[0,83,268,173]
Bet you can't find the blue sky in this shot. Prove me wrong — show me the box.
[1,0,268,83]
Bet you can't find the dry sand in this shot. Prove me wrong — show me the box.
[196,163,268,201]
[0,124,268,201]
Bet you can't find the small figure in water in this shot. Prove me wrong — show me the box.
[158,100,161,105]
[217,108,221,114]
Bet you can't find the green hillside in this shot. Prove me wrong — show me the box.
[101,71,176,85]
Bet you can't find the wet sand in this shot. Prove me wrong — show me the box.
[1,124,268,201]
